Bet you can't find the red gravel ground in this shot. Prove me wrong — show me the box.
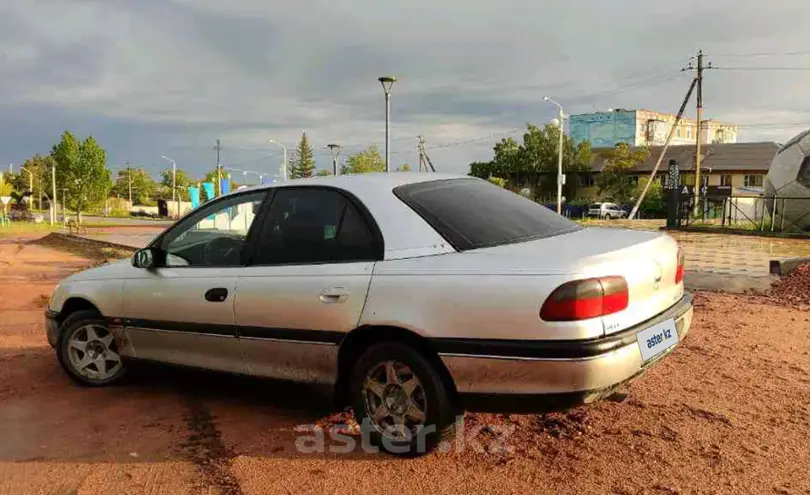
[1,234,809,494]
[770,263,810,307]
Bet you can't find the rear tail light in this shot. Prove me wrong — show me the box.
[675,247,685,284]
[540,276,629,322]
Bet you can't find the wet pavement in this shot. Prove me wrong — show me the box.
[669,230,810,278]
[77,223,810,283]
[585,219,810,278]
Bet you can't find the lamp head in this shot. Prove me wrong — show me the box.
[379,76,397,94]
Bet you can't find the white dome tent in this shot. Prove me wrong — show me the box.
[764,129,810,231]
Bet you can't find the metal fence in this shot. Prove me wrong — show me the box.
[676,194,810,233]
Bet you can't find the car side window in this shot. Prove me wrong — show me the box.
[159,192,267,267]
[251,188,378,265]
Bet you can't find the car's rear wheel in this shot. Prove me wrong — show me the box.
[57,310,127,386]
[350,342,457,456]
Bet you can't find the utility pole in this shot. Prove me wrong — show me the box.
[418,136,426,172]
[214,139,222,196]
[326,144,342,175]
[126,162,132,205]
[416,137,436,172]
[630,77,698,219]
[684,50,712,209]
[50,162,56,225]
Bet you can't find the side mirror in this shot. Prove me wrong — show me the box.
[132,247,160,269]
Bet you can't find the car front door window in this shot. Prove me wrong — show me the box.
[160,192,267,267]
[251,188,378,265]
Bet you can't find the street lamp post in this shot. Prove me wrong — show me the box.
[378,76,397,173]
[268,140,288,181]
[61,187,67,223]
[50,161,56,225]
[326,144,342,175]
[20,167,33,196]
[544,96,565,215]
[161,155,178,218]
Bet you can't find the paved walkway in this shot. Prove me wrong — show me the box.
[76,223,810,290]
[587,220,810,278]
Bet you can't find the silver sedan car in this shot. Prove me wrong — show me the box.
[45,173,692,454]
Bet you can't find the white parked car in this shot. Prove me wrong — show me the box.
[588,202,628,219]
[45,174,692,455]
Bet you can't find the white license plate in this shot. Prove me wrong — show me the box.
[636,318,679,361]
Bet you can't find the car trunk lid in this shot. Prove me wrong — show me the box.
[475,227,685,336]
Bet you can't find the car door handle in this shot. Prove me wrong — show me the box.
[319,287,350,304]
[204,288,229,302]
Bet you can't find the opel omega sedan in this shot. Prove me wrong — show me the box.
[45,173,692,454]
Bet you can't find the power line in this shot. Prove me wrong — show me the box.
[424,129,524,151]
[713,66,810,71]
[735,121,810,128]
[575,71,685,102]
[713,49,810,58]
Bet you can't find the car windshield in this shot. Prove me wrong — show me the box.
[394,178,581,251]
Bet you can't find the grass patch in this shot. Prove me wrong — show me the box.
[0,223,61,236]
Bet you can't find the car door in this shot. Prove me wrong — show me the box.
[234,186,383,384]
[121,191,268,373]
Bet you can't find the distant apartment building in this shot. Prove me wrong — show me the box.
[569,109,738,148]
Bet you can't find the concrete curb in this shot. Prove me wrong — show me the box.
[661,226,810,239]
[770,257,810,276]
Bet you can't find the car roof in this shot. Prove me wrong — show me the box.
[243,172,463,192]
[234,172,464,259]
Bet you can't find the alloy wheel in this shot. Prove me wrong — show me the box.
[66,324,123,381]
[362,360,427,441]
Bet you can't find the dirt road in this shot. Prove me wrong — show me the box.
[1,235,809,494]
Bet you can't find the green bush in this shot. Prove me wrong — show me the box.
[487,176,507,188]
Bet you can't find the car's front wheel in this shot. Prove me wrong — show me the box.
[350,342,457,456]
[57,310,127,386]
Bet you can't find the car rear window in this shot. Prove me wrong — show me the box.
[393,178,581,251]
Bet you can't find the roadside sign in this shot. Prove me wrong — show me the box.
[679,185,730,197]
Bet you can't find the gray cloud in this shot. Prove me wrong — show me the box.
[1,0,810,177]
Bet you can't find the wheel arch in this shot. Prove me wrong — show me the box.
[57,297,102,325]
[335,324,459,407]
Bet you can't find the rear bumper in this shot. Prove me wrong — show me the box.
[439,293,693,406]
[44,310,60,349]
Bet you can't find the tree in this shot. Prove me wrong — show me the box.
[3,172,22,194]
[290,132,316,179]
[487,176,507,188]
[596,143,650,205]
[467,124,592,200]
[342,145,385,174]
[395,164,412,172]
[636,180,665,217]
[159,168,193,201]
[112,167,156,205]
[202,169,219,184]
[17,154,55,209]
[52,132,112,222]
[0,175,12,196]
[316,169,332,177]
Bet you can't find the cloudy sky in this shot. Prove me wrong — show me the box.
[2,0,810,179]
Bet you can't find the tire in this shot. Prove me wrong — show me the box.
[56,310,127,386]
[350,342,457,456]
